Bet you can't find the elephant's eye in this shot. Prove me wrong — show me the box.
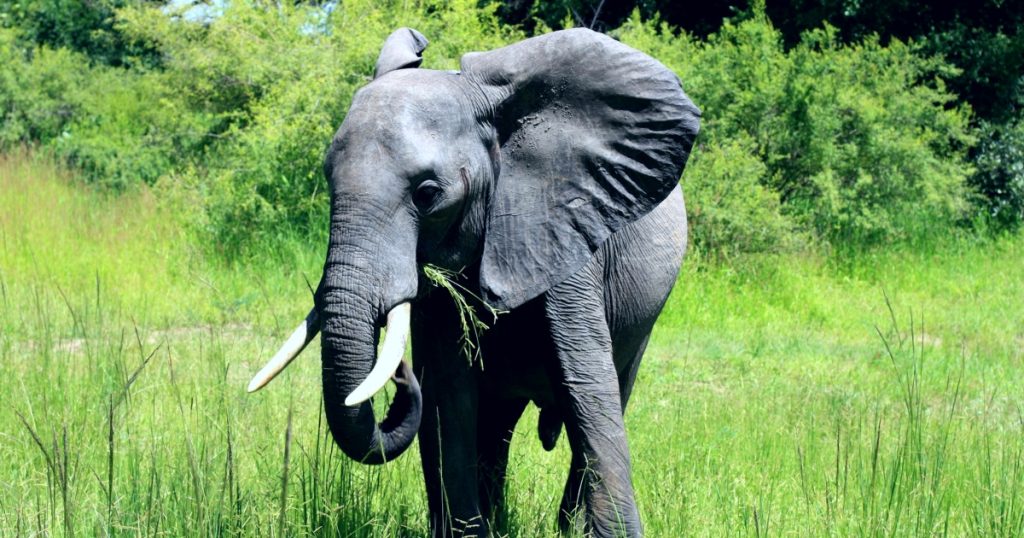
[413,181,443,211]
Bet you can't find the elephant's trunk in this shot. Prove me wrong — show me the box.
[318,263,421,464]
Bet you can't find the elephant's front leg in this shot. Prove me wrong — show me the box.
[413,297,487,538]
[476,396,528,533]
[544,264,642,537]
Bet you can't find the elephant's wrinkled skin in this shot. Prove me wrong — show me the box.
[251,27,700,537]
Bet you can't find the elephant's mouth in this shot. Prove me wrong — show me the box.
[246,302,412,406]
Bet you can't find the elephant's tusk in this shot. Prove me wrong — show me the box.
[344,302,411,406]
[247,308,320,393]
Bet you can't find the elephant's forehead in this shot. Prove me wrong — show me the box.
[328,71,471,179]
[344,72,467,140]
[335,118,444,175]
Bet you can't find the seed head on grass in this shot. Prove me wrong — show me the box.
[422,265,504,367]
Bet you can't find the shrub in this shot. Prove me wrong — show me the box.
[618,11,974,253]
[683,139,797,257]
[0,28,88,145]
[0,26,206,189]
[783,28,973,244]
[52,69,217,190]
[0,0,160,67]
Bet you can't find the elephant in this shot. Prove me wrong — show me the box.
[247,27,700,537]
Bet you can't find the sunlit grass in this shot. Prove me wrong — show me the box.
[2,155,1023,536]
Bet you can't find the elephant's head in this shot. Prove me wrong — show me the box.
[247,28,700,464]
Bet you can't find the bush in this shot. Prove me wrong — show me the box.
[924,22,1024,125]
[0,26,205,189]
[971,120,1024,230]
[0,0,159,67]
[683,139,796,257]
[0,28,88,145]
[53,69,218,190]
[618,11,974,253]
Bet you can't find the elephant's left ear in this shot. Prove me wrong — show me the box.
[461,29,701,311]
[374,28,428,79]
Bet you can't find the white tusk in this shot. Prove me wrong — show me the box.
[344,302,411,406]
[247,309,319,393]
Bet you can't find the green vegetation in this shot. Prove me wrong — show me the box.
[971,119,1024,230]
[3,147,1023,537]
[0,0,160,67]
[2,0,522,253]
[619,14,973,252]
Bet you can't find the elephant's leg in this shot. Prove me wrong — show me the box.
[419,384,485,537]
[604,185,686,412]
[544,263,643,538]
[476,396,527,532]
[413,298,486,538]
[557,322,653,534]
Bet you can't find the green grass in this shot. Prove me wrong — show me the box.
[2,154,1023,536]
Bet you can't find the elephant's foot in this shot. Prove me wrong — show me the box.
[557,464,642,538]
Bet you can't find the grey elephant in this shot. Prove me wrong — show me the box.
[247,27,700,537]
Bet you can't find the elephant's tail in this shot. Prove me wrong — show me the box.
[538,405,561,451]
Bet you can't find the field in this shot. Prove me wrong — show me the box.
[2,153,1023,537]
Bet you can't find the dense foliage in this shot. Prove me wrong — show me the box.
[0,29,86,145]
[2,0,521,253]
[0,1,1001,257]
[0,0,161,66]
[620,14,973,252]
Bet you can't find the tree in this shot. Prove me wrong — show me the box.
[0,0,161,67]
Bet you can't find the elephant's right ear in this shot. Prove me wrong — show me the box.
[374,28,428,79]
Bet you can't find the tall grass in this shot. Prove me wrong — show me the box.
[2,155,1023,536]
[0,150,328,331]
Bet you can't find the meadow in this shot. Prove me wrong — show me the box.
[2,153,1023,537]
